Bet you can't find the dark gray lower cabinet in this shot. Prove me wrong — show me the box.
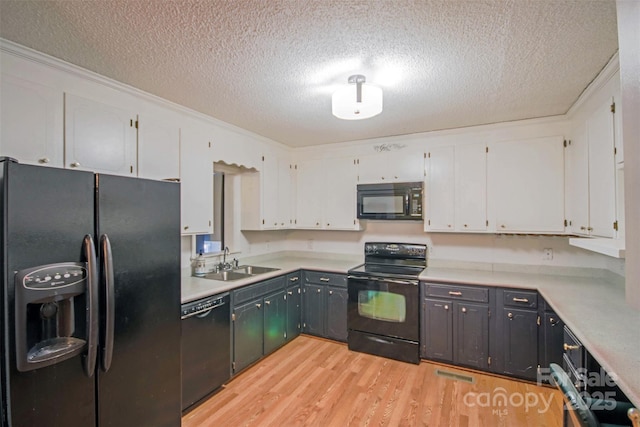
[421,283,491,371]
[326,286,348,342]
[285,272,302,342]
[232,275,288,374]
[422,299,453,362]
[232,299,263,373]
[494,288,539,381]
[538,299,564,376]
[455,301,489,370]
[302,271,348,342]
[263,290,286,355]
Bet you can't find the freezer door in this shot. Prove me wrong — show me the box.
[1,160,96,427]
[95,174,181,427]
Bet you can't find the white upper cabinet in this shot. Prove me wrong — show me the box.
[137,114,180,181]
[456,144,488,231]
[566,99,617,238]
[241,152,293,230]
[0,74,63,167]
[65,93,137,176]
[425,146,455,231]
[489,136,565,233]
[295,157,359,230]
[323,157,359,229]
[180,126,213,235]
[425,144,487,233]
[295,158,325,228]
[357,149,424,184]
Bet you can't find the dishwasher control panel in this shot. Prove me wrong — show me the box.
[181,293,228,319]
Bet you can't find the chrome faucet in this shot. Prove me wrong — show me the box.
[216,246,231,271]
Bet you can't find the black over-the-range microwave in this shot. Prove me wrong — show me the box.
[356,182,423,220]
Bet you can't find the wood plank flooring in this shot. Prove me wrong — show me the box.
[182,335,562,427]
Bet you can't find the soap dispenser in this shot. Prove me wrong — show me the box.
[194,252,206,277]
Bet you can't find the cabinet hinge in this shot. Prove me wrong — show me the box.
[262,219,265,225]
[262,156,265,161]
[485,146,489,153]
[537,315,541,326]
[232,362,236,371]
[231,313,236,321]
[427,152,431,158]
[488,356,491,366]
[354,219,356,225]
[611,102,615,113]
[209,220,212,227]
[428,219,431,226]
[130,165,133,174]
[563,139,567,148]
[613,220,618,231]
[130,119,138,129]
[424,152,427,159]
[614,147,617,155]
[564,219,568,227]
[488,310,491,318]
[486,220,489,227]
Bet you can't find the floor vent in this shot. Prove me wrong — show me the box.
[435,369,475,384]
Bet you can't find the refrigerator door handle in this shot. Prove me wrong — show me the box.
[100,234,115,372]
[83,234,99,377]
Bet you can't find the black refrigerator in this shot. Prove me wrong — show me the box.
[0,157,182,427]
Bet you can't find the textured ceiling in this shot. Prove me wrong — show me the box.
[0,0,618,147]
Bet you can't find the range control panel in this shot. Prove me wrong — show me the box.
[364,242,427,259]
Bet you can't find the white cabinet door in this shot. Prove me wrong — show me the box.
[358,150,424,184]
[65,93,137,176]
[261,154,280,229]
[137,115,180,181]
[324,157,358,230]
[566,125,590,235]
[0,74,63,167]
[587,100,616,238]
[425,146,455,231]
[456,144,487,231]
[180,129,213,235]
[490,136,565,233]
[295,158,324,228]
[277,158,294,228]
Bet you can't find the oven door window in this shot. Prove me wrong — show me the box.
[361,195,405,215]
[357,290,406,322]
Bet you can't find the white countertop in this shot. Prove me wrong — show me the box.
[181,252,640,407]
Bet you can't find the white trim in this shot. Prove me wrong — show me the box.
[566,52,620,118]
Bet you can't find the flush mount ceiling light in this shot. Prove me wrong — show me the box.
[332,74,383,120]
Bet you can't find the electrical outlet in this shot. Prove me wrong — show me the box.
[543,248,553,261]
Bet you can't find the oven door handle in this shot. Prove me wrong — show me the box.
[347,275,418,286]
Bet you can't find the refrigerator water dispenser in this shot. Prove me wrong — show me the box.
[14,263,89,371]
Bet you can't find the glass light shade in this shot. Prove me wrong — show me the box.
[332,84,383,120]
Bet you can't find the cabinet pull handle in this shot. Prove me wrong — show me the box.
[464,224,468,228]
[512,297,529,303]
[563,343,579,351]
[317,288,321,293]
[448,291,462,296]
[287,291,293,295]
[70,162,81,168]
[38,157,50,164]
[587,227,593,231]
[507,312,513,319]
[289,277,299,282]
[444,305,449,310]
[500,224,506,229]
[265,300,271,306]
[461,307,467,313]
[329,290,333,295]
[580,226,587,231]
[256,303,262,309]
[183,226,189,231]
[320,277,330,282]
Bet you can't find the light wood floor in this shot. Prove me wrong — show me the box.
[182,335,563,427]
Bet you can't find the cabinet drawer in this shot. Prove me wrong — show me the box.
[234,276,285,304]
[503,289,537,309]
[424,283,488,303]
[286,271,302,286]
[304,271,347,288]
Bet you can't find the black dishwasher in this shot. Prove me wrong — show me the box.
[181,292,231,411]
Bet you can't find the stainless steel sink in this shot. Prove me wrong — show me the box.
[202,271,253,281]
[233,265,280,275]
